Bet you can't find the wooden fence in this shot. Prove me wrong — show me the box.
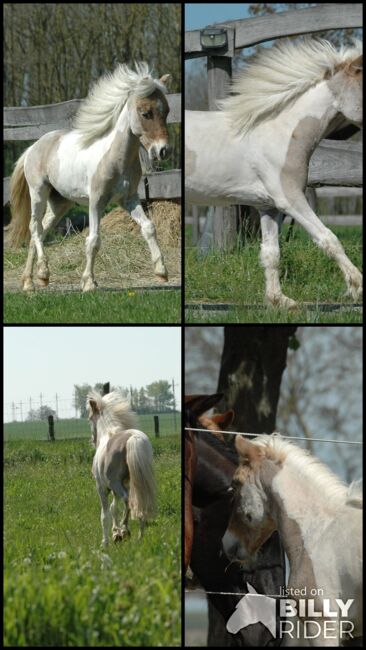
[185,4,363,249]
[3,93,181,206]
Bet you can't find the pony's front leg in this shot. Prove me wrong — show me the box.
[259,210,297,309]
[81,202,102,292]
[282,192,362,301]
[124,197,168,281]
[97,487,111,548]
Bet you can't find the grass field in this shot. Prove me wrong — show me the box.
[4,288,181,324]
[4,412,180,441]
[4,436,181,646]
[4,208,181,324]
[185,225,362,323]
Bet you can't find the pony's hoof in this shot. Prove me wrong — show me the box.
[112,532,123,543]
[155,273,168,283]
[37,277,49,287]
[154,261,168,282]
[266,295,298,310]
[121,528,131,541]
[22,278,35,292]
[82,278,98,292]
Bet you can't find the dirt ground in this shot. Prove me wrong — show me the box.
[4,201,181,292]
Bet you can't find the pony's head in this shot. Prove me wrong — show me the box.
[74,62,172,159]
[127,71,171,161]
[329,52,363,128]
[86,389,136,447]
[231,436,276,555]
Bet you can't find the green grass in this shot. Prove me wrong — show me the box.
[4,437,181,646]
[4,412,180,441]
[4,289,181,324]
[185,225,362,323]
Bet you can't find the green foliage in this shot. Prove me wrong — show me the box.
[4,437,181,646]
[185,226,362,324]
[4,289,181,324]
[4,413,179,442]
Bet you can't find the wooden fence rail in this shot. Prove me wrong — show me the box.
[3,93,181,206]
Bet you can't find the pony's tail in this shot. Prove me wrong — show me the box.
[126,433,157,520]
[8,149,31,248]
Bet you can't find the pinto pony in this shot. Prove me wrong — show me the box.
[232,433,362,645]
[87,389,156,547]
[9,63,171,291]
[186,38,363,308]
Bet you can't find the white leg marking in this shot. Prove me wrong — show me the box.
[125,197,168,280]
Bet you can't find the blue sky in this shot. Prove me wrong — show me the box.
[185,3,252,30]
[4,327,181,418]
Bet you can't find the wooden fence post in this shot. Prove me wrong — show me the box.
[207,55,238,251]
[47,415,55,441]
[154,415,160,438]
[102,382,110,396]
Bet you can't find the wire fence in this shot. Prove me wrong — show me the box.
[184,428,363,446]
[4,394,180,441]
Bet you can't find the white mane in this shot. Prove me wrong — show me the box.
[252,433,352,507]
[219,37,363,136]
[87,389,137,437]
[73,62,167,147]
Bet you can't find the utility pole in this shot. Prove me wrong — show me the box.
[172,378,177,432]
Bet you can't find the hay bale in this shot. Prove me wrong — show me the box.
[83,201,181,248]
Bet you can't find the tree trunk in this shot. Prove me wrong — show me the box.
[206,326,297,647]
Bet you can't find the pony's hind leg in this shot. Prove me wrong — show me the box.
[124,197,168,281]
[22,185,49,290]
[138,517,146,540]
[110,482,130,541]
[259,210,297,309]
[23,193,72,290]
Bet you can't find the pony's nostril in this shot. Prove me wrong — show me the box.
[246,512,252,523]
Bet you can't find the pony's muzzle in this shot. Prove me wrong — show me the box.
[149,143,171,161]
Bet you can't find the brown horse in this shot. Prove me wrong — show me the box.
[184,393,223,573]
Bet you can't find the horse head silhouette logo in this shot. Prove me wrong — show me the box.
[226,583,277,637]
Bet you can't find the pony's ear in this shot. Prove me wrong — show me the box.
[88,399,100,416]
[235,435,263,465]
[210,410,235,430]
[160,73,171,87]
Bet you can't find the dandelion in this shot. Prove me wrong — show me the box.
[58,551,67,559]
[23,557,31,566]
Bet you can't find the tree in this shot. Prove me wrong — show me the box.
[26,405,56,421]
[73,384,93,418]
[205,326,297,646]
[146,380,174,411]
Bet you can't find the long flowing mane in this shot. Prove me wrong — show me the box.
[87,389,137,437]
[219,37,363,136]
[252,433,350,506]
[73,62,168,147]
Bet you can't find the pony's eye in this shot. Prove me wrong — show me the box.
[141,110,153,119]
